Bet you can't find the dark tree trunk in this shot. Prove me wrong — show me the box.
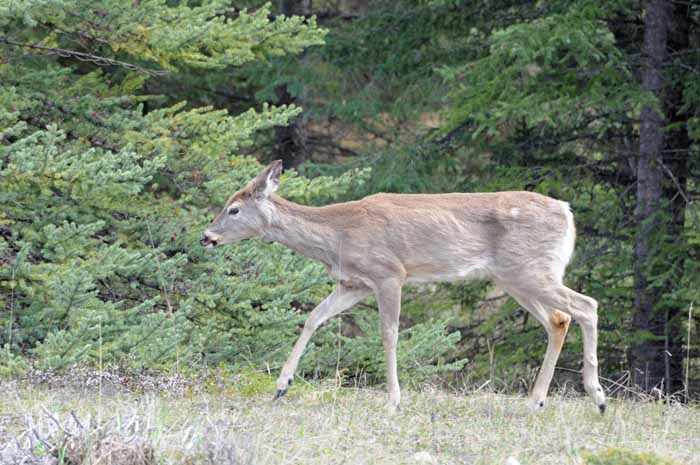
[280,0,311,16]
[274,84,308,170]
[630,0,690,395]
[272,0,311,170]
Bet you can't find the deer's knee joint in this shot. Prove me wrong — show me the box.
[381,327,398,348]
[382,329,398,341]
[589,297,599,313]
[581,296,598,317]
[580,311,598,329]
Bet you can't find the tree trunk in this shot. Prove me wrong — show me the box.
[274,83,308,170]
[273,0,311,170]
[630,0,689,396]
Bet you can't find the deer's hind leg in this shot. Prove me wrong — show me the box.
[534,283,606,413]
[506,291,571,411]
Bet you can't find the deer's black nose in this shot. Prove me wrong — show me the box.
[200,231,219,247]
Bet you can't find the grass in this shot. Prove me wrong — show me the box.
[0,371,698,465]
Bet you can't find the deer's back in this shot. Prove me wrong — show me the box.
[335,191,574,284]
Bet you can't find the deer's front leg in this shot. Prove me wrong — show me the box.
[274,283,370,399]
[376,280,403,412]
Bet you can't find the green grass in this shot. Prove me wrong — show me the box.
[1,375,697,465]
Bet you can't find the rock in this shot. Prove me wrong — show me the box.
[413,451,437,464]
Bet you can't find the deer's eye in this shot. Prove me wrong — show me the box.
[228,207,239,216]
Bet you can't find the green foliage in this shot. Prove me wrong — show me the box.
[0,345,28,377]
[0,1,328,372]
[299,308,466,386]
[440,9,642,139]
[583,448,682,465]
[1,1,326,70]
[0,0,465,385]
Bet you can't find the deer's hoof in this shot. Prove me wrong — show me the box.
[384,402,400,415]
[273,389,287,401]
[275,375,292,391]
[588,385,606,415]
[528,398,546,413]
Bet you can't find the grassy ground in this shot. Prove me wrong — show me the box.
[1,372,697,465]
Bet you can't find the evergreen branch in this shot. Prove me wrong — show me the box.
[269,11,360,22]
[0,37,169,76]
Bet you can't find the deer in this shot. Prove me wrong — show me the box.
[200,160,607,414]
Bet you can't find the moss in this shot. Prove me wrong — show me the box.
[583,448,683,465]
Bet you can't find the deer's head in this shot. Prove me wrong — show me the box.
[200,160,283,248]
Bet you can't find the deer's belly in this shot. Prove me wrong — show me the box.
[405,259,489,284]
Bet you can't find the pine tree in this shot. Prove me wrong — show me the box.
[0,1,332,369]
[1,1,465,383]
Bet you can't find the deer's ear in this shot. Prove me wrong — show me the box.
[253,160,283,199]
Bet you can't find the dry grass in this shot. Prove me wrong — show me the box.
[1,375,698,465]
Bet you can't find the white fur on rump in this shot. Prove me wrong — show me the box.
[553,201,576,282]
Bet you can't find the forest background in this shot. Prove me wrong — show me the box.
[1,0,699,400]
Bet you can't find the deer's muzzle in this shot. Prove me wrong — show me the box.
[200,232,219,248]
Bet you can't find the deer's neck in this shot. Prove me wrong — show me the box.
[263,196,340,267]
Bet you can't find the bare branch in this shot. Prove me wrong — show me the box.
[0,37,169,76]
